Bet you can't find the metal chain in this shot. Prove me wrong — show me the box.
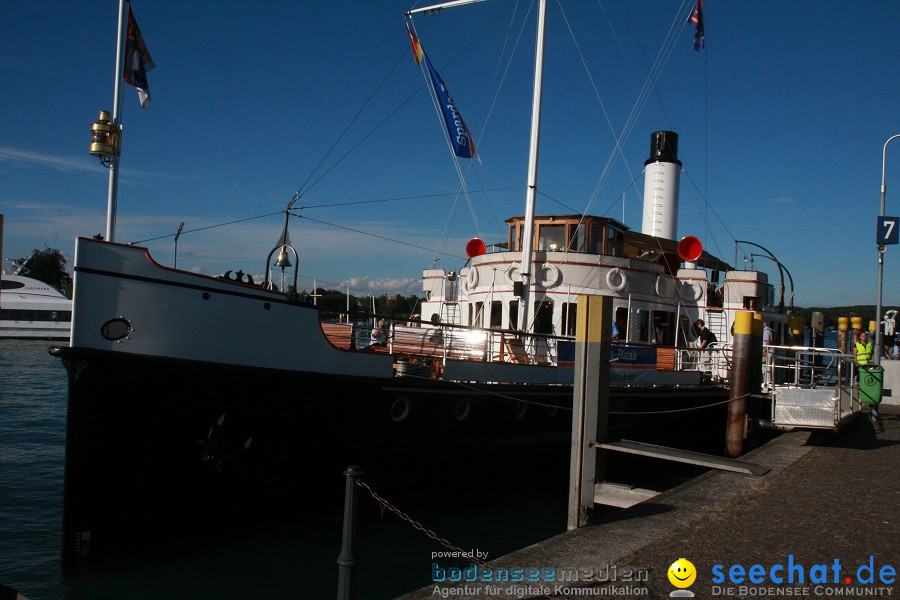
[356,480,639,599]
[356,480,490,568]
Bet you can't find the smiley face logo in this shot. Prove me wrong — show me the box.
[667,558,696,588]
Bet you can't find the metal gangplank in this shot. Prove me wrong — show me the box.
[765,346,864,430]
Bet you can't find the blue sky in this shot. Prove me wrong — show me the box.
[1,1,899,307]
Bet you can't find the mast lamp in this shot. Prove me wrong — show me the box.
[89,110,121,167]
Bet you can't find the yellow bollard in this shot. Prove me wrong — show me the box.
[788,316,805,346]
[726,312,757,457]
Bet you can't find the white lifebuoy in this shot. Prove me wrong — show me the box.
[539,263,561,288]
[606,267,627,292]
[655,275,667,297]
[682,280,703,301]
[455,399,471,422]
[505,264,522,286]
[390,398,411,423]
[466,266,479,290]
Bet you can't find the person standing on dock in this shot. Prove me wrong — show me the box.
[854,331,873,365]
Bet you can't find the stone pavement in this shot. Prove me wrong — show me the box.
[399,406,898,600]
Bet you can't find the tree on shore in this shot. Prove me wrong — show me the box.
[13,248,73,297]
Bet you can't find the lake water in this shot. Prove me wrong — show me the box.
[0,341,66,600]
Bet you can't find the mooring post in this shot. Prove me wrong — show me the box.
[568,295,612,529]
[785,315,804,383]
[837,316,849,353]
[337,465,362,600]
[726,312,759,457]
[811,312,824,349]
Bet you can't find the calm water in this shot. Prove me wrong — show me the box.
[0,341,574,599]
[0,341,66,600]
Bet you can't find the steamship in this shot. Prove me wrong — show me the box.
[54,130,793,564]
[54,1,794,565]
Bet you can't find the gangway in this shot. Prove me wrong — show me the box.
[766,346,866,430]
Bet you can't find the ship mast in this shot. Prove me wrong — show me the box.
[407,0,548,334]
[517,0,547,333]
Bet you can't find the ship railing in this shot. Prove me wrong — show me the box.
[671,343,733,382]
[317,310,739,380]
[762,345,848,392]
[764,346,864,429]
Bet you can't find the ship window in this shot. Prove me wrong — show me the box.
[100,318,131,341]
[508,301,519,330]
[533,300,554,335]
[614,307,628,341]
[590,222,605,254]
[651,310,675,345]
[568,224,586,252]
[606,226,624,257]
[473,302,484,328]
[1,309,71,322]
[509,224,524,252]
[637,309,651,342]
[562,302,577,336]
[677,316,693,347]
[1,280,26,290]
[489,301,502,328]
[538,225,565,252]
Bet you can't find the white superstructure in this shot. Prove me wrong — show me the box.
[0,274,72,339]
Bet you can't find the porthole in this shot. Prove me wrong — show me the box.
[202,292,210,300]
[264,303,271,310]
[454,399,472,422]
[100,318,132,341]
[390,398,411,423]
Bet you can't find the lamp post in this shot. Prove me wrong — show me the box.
[875,134,900,366]
[173,222,184,268]
[735,240,787,311]
[750,253,794,313]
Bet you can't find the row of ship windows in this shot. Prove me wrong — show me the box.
[466,300,688,345]
[0,309,72,322]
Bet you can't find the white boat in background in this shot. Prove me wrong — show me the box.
[0,273,71,340]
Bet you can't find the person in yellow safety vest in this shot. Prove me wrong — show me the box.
[854,331,873,365]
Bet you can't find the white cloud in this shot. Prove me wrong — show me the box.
[338,276,420,296]
[0,146,105,174]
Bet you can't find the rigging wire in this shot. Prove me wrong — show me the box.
[408,3,524,265]
[549,0,692,265]
[298,187,518,210]
[130,211,284,245]
[407,17,482,242]
[556,0,640,216]
[445,0,526,247]
[296,214,468,262]
[536,190,580,215]
[286,52,407,207]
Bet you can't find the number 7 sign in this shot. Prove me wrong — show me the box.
[878,216,899,245]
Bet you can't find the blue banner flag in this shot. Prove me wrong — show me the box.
[423,53,477,160]
[123,5,155,108]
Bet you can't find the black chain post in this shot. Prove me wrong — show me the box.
[337,466,362,600]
